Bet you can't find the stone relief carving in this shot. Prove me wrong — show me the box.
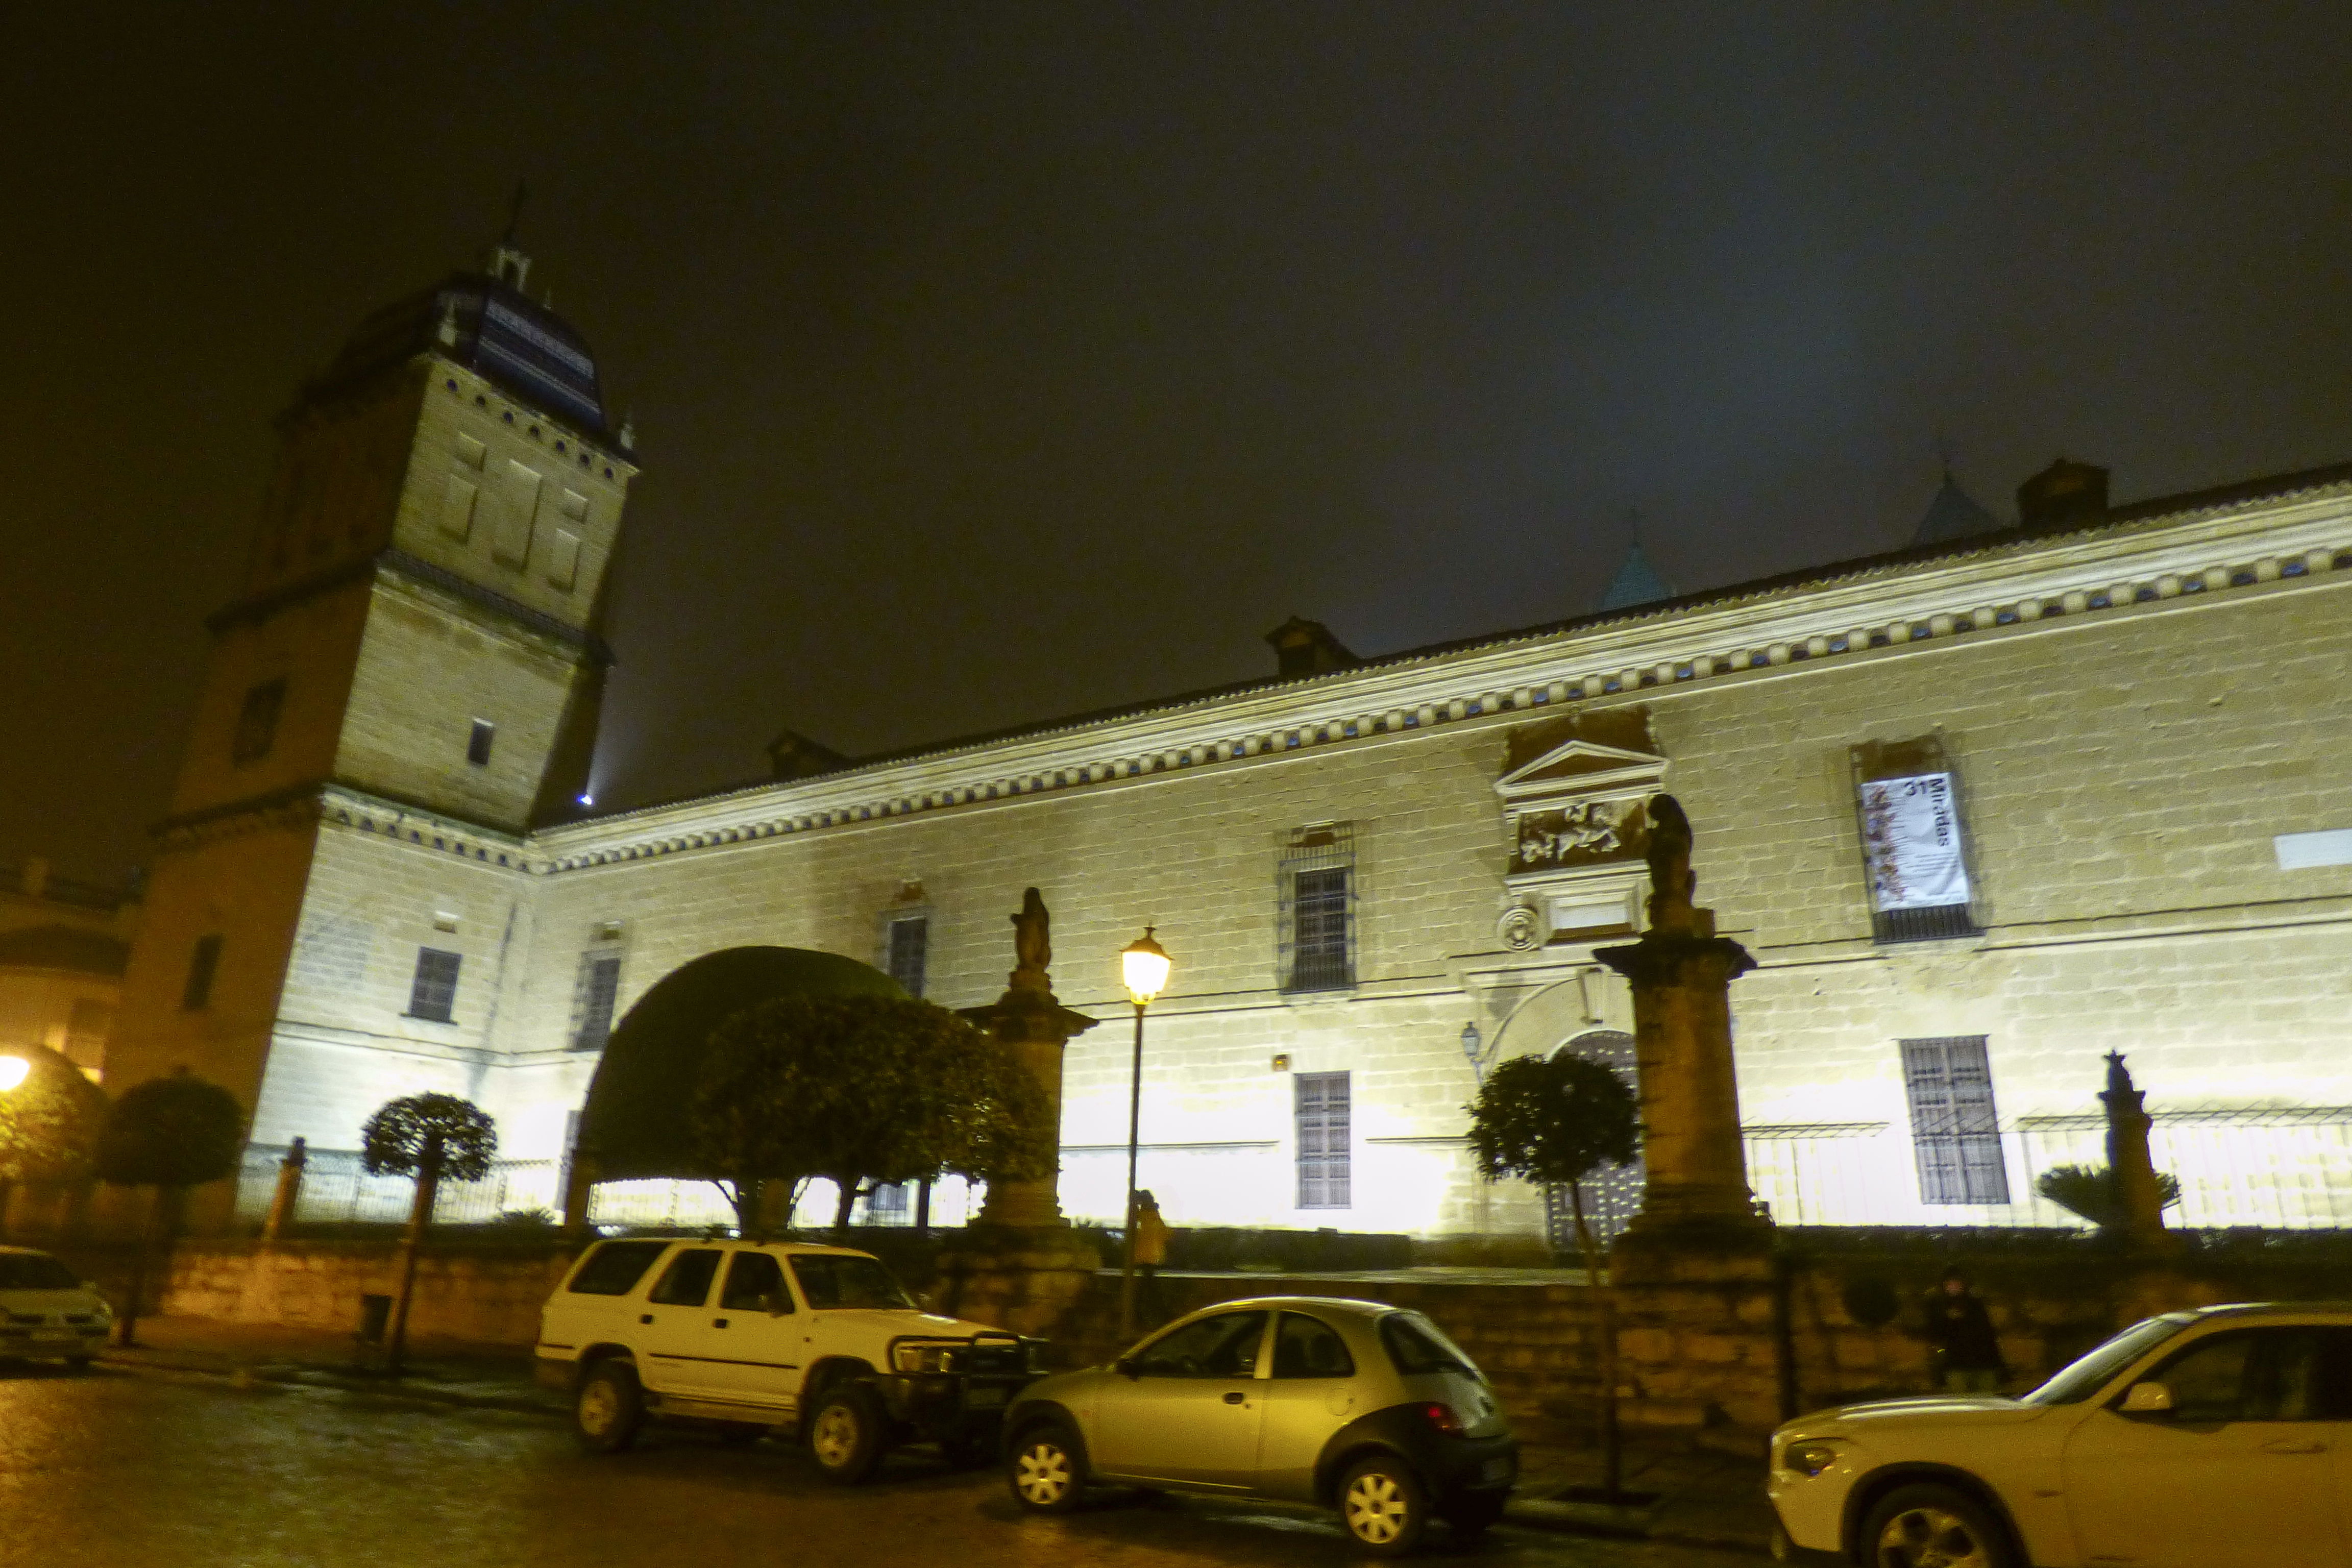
[1510,798,1646,875]
[1497,902,1547,952]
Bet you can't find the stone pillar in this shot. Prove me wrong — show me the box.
[2102,1052,2175,1253]
[933,889,1104,1343]
[560,1141,600,1238]
[1592,795,1783,1433]
[260,1137,307,1243]
[957,888,1100,1229]
[1593,795,1763,1235]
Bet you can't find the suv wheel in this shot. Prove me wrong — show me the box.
[1861,1482,2014,1568]
[1338,1456,1430,1557]
[574,1361,644,1454]
[807,1384,889,1485]
[1007,1420,1086,1513]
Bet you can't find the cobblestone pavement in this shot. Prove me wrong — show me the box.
[0,1364,1761,1568]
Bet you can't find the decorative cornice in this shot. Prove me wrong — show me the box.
[529,483,2352,874]
[205,547,614,667]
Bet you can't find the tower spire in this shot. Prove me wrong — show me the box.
[486,180,533,290]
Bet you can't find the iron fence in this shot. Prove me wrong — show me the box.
[1746,1107,2352,1231]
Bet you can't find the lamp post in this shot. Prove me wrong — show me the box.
[0,1056,28,1093]
[1117,927,1171,1339]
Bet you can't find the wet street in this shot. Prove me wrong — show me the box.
[0,1367,1756,1568]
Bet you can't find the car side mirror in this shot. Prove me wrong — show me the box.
[2119,1381,2175,1415]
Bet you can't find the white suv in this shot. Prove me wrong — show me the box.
[536,1237,1040,1483]
[1768,1302,2352,1567]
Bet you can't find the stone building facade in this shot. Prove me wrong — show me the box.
[105,255,2352,1239]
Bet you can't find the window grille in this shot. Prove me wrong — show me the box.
[1900,1036,2010,1204]
[182,935,223,1011]
[1851,737,1983,945]
[572,952,622,1051]
[1295,1071,1352,1208]
[886,915,929,998]
[232,681,285,765]
[1278,824,1356,992]
[408,948,462,1023]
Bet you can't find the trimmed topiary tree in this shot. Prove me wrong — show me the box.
[93,1069,246,1346]
[692,994,1054,1239]
[1467,1051,1641,1499]
[361,1092,496,1376]
[0,1045,108,1237]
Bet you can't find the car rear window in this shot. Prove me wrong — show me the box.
[0,1254,79,1290]
[790,1254,913,1310]
[1381,1311,1484,1381]
[566,1240,670,1296]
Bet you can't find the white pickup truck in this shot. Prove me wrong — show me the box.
[535,1236,1042,1482]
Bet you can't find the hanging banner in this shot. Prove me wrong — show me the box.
[1858,772,1971,912]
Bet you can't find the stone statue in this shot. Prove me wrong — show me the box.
[2103,1050,2137,1102]
[1010,887,1052,990]
[1643,793,1698,929]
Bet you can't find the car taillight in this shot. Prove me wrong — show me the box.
[1419,1402,1465,1436]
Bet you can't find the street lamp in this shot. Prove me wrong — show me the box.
[0,1057,29,1093]
[1460,1021,1487,1084]
[1118,927,1171,1339]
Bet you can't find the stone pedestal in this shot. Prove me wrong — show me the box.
[2102,1052,2177,1254]
[1592,795,1765,1237]
[958,890,1100,1229]
[930,1226,1104,1339]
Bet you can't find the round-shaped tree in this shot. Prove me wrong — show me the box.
[92,1069,246,1346]
[0,1045,109,1221]
[361,1092,497,1376]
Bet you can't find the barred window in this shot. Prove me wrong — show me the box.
[1901,1036,2009,1205]
[1296,1070,1352,1209]
[1852,737,1982,944]
[182,935,223,1012]
[408,947,462,1023]
[573,952,622,1051]
[886,915,928,998]
[1279,824,1356,993]
[232,681,285,765]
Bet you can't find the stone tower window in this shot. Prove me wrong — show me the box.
[467,720,495,767]
[232,680,286,765]
[407,948,462,1023]
[181,935,224,1012]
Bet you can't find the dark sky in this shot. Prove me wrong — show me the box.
[9,5,2352,886]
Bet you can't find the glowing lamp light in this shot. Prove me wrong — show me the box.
[0,1057,30,1093]
[1120,928,1171,1007]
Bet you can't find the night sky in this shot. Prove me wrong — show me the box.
[10,5,2352,887]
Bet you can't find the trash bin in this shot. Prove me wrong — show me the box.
[357,1293,393,1345]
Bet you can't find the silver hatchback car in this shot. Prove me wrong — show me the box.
[1002,1296,1516,1555]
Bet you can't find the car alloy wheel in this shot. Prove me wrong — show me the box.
[1006,1420,1087,1514]
[1339,1458,1429,1556]
[573,1362,643,1454]
[1866,1483,2010,1568]
[810,1406,860,1466]
[807,1384,888,1485]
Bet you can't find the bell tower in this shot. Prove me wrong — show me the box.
[107,248,638,1225]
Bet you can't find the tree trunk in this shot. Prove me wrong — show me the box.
[116,1185,161,1347]
[831,1177,860,1243]
[0,1178,14,1242]
[386,1141,442,1378]
[913,1177,933,1239]
[1570,1180,1624,1501]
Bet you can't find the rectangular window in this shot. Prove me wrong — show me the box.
[232,680,286,765]
[1279,824,1356,992]
[182,935,223,1011]
[886,916,928,998]
[1295,1070,1352,1209]
[1900,1036,2010,1205]
[467,720,495,767]
[1852,738,1981,944]
[408,947,462,1023]
[573,952,622,1051]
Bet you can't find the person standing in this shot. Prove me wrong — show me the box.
[1132,1190,1171,1323]
[1925,1267,2006,1393]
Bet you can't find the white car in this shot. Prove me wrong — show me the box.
[0,1246,112,1369]
[1768,1302,2352,1567]
[535,1236,1041,1482]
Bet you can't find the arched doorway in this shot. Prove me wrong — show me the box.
[1542,1029,1644,1253]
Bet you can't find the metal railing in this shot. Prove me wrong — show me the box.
[1746,1107,2352,1231]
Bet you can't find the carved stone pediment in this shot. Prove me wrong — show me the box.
[1492,720,1668,949]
